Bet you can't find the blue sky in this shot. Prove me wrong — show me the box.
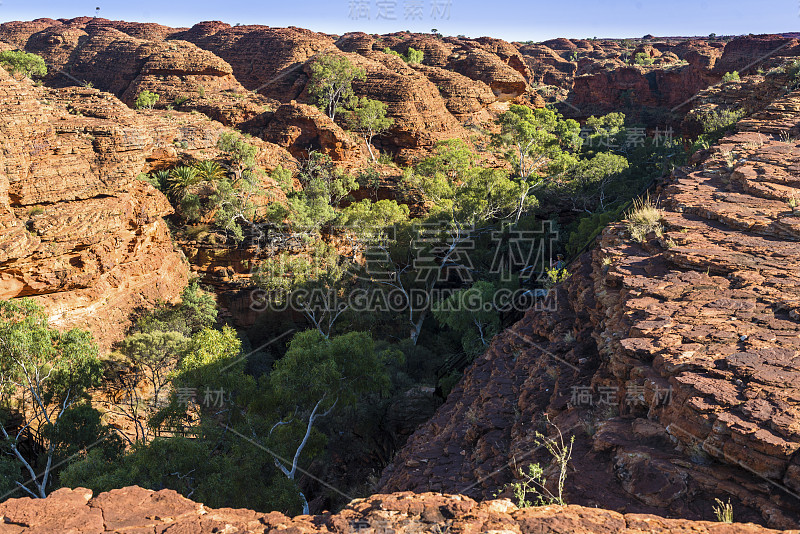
[0,0,796,41]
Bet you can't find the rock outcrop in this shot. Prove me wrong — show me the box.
[0,19,277,132]
[262,102,363,163]
[0,68,187,348]
[380,90,800,529]
[1,486,796,533]
[713,36,800,76]
[0,67,293,348]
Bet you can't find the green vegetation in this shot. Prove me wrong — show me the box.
[690,107,745,151]
[721,71,740,82]
[405,47,424,64]
[625,194,662,242]
[151,133,266,242]
[0,299,115,498]
[507,417,574,507]
[0,50,47,78]
[308,54,365,121]
[633,52,654,66]
[384,46,424,65]
[134,90,160,110]
[1,63,725,513]
[544,266,571,289]
[405,138,522,223]
[348,97,394,162]
[266,151,359,233]
[59,286,395,514]
[493,105,582,222]
[433,281,500,358]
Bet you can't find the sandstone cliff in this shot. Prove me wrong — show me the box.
[0,68,188,349]
[0,66,295,349]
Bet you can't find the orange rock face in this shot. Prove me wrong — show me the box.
[262,102,363,163]
[0,69,190,349]
[0,65,298,349]
[0,486,795,533]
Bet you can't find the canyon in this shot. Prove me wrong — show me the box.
[0,16,799,533]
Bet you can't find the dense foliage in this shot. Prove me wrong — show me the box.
[134,90,160,110]
[0,50,46,78]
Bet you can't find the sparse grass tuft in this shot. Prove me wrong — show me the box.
[625,194,663,242]
[713,498,734,523]
[788,195,799,214]
[721,150,736,170]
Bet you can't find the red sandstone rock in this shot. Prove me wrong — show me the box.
[0,66,294,349]
[714,36,800,76]
[262,101,363,163]
[0,487,795,533]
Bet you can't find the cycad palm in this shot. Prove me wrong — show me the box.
[193,160,228,182]
[167,166,200,198]
[149,170,170,193]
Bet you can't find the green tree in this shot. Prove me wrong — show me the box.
[263,330,390,513]
[356,167,381,199]
[307,54,365,121]
[0,51,46,78]
[348,97,394,163]
[583,112,625,146]
[337,199,409,234]
[110,331,189,444]
[564,151,629,212]
[275,152,358,233]
[211,173,265,243]
[633,52,654,66]
[175,326,246,393]
[134,90,160,110]
[721,71,740,82]
[409,139,524,223]
[216,132,258,183]
[60,432,299,513]
[132,279,218,337]
[433,281,500,358]
[38,403,122,481]
[383,47,423,64]
[493,105,580,222]
[405,47,424,64]
[0,299,104,498]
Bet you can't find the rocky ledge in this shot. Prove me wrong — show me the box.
[0,486,796,533]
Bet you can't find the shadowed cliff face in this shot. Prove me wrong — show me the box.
[0,486,796,533]
[379,89,800,529]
